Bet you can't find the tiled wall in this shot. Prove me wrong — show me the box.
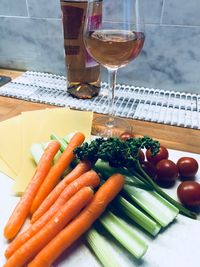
[0,0,65,75]
[0,0,200,93]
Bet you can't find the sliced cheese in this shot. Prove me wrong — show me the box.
[13,108,93,194]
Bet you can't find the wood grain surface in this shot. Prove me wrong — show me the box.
[0,68,199,153]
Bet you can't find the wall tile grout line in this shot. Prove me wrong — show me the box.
[0,15,61,21]
[0,15,29,19]
[144,21,200,28]
[25,0,30,17]
[159,0,166,25]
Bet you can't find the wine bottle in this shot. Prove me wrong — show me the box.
[60,0,102,99]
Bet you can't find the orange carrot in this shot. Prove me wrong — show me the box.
[31,160,93,223]
[27,173,125,267]
[5,170,100,258]
[3,187,94,267]
[30,132,85,214]
[3,140,60,240]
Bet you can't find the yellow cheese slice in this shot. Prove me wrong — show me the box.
[0,156,17,179]
[37,108,93,142]
[13,108,93,194]
[0,115,22,174]
[13,109,53,194]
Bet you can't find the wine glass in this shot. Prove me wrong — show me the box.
[84,0,145,137]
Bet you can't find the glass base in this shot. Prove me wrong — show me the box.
[92,116,132,138]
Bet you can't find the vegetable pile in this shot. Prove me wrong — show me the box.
[75,136,196,218]
[3,132,199,267]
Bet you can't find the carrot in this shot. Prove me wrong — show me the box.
[5,170,100,258]
[3,187,94,267]
[30,132,85,214]
[31,160,93,223]
[27,173,125,267]
[3,140,60,240]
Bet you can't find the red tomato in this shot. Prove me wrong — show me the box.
[139,150,145,163]
[119,132,135,141]
[141,161,157,180]
[177,157,199,179]
[177,181,200,207]
[146,145,169,165]
[156,159,179,183]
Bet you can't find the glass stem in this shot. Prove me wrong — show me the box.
[107,68,118,127]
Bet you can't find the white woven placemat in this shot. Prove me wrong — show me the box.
[0,71,200,129]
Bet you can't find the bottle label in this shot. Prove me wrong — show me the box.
[64,45,80,55]
[89,14,102,31]
[61,5,84,40]
[61,1,102,68]
[85,14,102,67]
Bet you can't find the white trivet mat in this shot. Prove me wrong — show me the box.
[0,71,199,129]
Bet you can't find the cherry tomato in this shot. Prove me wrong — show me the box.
[119,132,135,141]
[139,150,145,163]
[177,157,199,179]
[146,145,169,165]
[156,159,179,183]
[141,161,157,180]
[177,181,200,207]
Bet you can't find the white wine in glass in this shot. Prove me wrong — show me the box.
[84,0,145,137]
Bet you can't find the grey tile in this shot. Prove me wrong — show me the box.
[27,0,61,18]
[113,24,200,94]
[103,0,163,24]
[162,0,200,26]
[0,17,65,75]
[144,0,164,24]
[0,0,28,16]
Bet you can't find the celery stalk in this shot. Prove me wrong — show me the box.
[50,133,68,152]
[94,160,151,190]
[94,160,179,227]
[99,211,148,259]
[31,142,62,165]
[52,149,62,163]
[85,228,122,267]
[116,196,161,236]
[94,161,161,234]
[124,185,179,227]
[30,143,44,165]
[41,142,62,163]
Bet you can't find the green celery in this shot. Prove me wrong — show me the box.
[30,143,44,164]
[115,196,161,236]
[52,149,62,163]
[94,160,150,190]
[85,228,122,267]
[50,133,68,152]
[94,160,179,227]
[50,133,79,166]
[99,211,148,259]
[124,185,179,227]
[41,142,62,163]
[30,141,62,165]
